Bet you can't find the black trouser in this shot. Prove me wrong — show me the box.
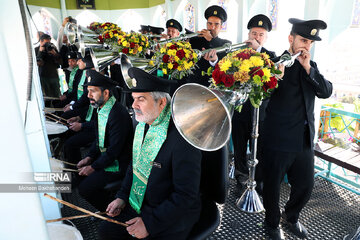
[263,127,314,228]
[63,128,95,165]
[78,170,123,211]
[232,110,252,176]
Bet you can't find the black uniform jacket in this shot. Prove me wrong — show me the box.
[88,101,133,177]
[263,55,333,152]
[116,121,202,238]
[64,68,83,104]
[188,36,231,86]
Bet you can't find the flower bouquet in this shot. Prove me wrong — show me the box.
[89,22,120,34]
[205,48,282,110]
[116,32,150,57]
[148,41,198,80]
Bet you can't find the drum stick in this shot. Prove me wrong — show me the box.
[61,168,79,172]
[50,157,77,167]
[44,107,64,112]
[46,112,68,122]
[45,115,69,127]
[44,193,128,227]
[43,96,61,100]
[46,211,106,223]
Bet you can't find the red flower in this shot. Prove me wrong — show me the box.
[122,48,129,54]
[173,62,179,69]
[236,52,251,59]
[223,75,235,87]
[212,69,221,83]
[104,33,110,39]
[176,49,186,59]
[98,35,104,43]
[130,42,135,48]
[249,67,263,77]
[162,54,170,63]
[264,76,278,91]
[169,44,177,50]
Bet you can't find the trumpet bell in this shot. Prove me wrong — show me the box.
[119,54,151,88]
[77,26,102,57]
[89,48,120,72]
[64,22,77,45]
[171,83,234,151]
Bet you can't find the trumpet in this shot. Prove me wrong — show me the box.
[156,32,200,45]
[197,42,248,58]
[275,51,302,67]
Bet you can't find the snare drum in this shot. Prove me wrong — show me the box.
[46,120,68,158]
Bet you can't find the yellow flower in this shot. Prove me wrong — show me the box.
[167,49,177,56]
[129,49,133,54]
[174,56,180,62]
[122,41,128,47]
[166,42,173,47]
[160,47,166,53]
[168,63,174,69]
[262,68,271,82]
[239,59,251,72]
[193,53,197,59]
[138,46,143,52]
[178,66,183,71]
[220,59,232,72]
[249,56,264,67]
[162,68,167,75]
[149,60,155,66]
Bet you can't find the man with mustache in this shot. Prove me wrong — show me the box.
[98,67,202,240]
[232,14,276,194]
[262,18,332,240]
[76,70,133,212]
[161,19,182,39]
[188,5,231,86]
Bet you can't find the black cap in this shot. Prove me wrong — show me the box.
[289,18,327,41]
[81,49,94,69]
[139,25,150,32]
[84,69,117,89]
[166,19,182,32]
[204,5,227,22]
[149,26,165,35]
[125,67,175,93]
[67,51,78,60]
[247,14,272,32]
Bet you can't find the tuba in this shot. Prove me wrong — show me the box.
[77,25,103,57]
[171,83,248,151]
[64,22,78,45]
[89,48,120,72]
[119,54,154,88]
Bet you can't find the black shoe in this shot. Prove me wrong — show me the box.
[264,223,285,240]
[281,213,309,239]
[255,181,263,196]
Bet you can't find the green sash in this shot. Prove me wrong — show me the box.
[77,71,87,100]
[97,96,118,172]
[85,105,94,122]
[129,103,171,213]
[68,66,79,92]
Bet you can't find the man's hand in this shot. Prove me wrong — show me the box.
[106,198,126,217]
[62,17,70,27]
[203,49,218,62]
[277,63,285,79]
[63,104,72,112]
[198,29,212,42]
[297,50,311,74]
[244,39,260,51]
[69,122,82,132]
[59,95,67,101]
[77,156,92,168]
[160,33,169,40]
[78,165,95,176]
[126,217,149,239]
[67,116,81,124]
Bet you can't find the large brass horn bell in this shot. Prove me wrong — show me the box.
[119,54,152,88]
[171,83,248,151]
[89,48,120,72]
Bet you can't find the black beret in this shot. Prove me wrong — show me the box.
[166,19,182,32]
[67,51,78,60]
[204,5,227,22]
[247,14,272,32]
[125,67,175,93]
[289,18,327,41]
[149,26,165,35]
[84,69,117,89]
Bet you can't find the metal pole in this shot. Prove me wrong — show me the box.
[236,103,264,213]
